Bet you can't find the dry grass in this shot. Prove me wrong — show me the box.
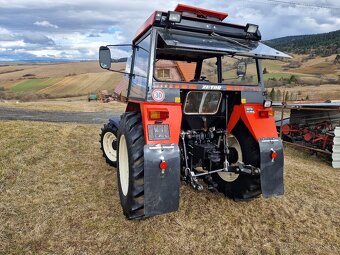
[0,120,339,254]
[0,62,125,96]
[274,84,340,101]
[0,62,104,81]
[36,72,123,96]
[294,62,340,76]
[1,57,339,101]
[0,99,126,112]
[292,54,338,67]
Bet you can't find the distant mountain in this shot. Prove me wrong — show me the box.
[265,30,340,56]
[0,52,93,63]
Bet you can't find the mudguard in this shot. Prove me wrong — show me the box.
[259,138,284,197]
[143,144,180,217]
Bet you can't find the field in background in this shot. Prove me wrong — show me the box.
[0,120,339,254]
[0,97,126,112]
[274,84,340,101]
[1,54,339,102]
[0,62,124,97]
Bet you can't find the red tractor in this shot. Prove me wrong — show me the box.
[99,4,290,219]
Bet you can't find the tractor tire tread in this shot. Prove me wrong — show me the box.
[117,112,146,220]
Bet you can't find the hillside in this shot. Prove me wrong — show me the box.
[0,52,339,102]
[0,62,124,98]
[265,30,340,56]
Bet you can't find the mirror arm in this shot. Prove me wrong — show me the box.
[107,69,130,75]
[107,68,141,79]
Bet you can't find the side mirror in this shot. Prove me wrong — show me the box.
[99,46,111,69]
[237,61,247,78]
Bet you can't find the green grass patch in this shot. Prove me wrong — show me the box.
[262,60,284,72]
[264,73,301,81]
[10,78,62,92]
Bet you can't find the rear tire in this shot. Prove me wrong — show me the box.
[100,120,118,167]
[117,112,145,219]
[213,122,261,200]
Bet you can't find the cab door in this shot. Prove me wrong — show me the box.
[128,34,151,100]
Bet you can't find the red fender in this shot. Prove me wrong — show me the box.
[228,104,278,140]
[139,102,182,145]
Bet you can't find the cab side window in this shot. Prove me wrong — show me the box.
[129,34,151,99]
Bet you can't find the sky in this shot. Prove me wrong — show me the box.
[0,0,339,61]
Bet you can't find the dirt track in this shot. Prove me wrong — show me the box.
[0,107,119,124]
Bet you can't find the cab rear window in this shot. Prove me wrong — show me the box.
[184,91,222,115]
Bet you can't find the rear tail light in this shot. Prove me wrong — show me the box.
[259,110,268,118]
[259,110,274,118]
[148,111,169,120]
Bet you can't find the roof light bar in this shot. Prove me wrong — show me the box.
[168,11,182,23]
[245,23,259,34]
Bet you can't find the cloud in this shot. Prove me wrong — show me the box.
[0,0,339,61]
[21,32,55,45]
[87,33,100,38]
[34,20,58,29]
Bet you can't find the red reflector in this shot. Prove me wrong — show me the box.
[259,110,269,118]
[159,161,168,170]
[149,111,169,120]
[271,150,278,159]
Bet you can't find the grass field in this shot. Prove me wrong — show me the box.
[10,78,63,92]
[1,55,339,100]
[0,62,125,96]
[294,61,340,77]
[0,98,126,112]
[0,120,339,254]
[274,84,340,101]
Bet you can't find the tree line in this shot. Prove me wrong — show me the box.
[265,29,340,56]
[266,88,310,102]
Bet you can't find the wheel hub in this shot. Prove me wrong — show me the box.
[218,135,241,182]
[103,132,117,161]
[118,135,129,196]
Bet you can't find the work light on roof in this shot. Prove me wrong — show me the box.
[168,11,182,23]
[245,23,259,34]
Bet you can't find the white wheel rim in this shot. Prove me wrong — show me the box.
[218,135,242,182]
[119,135,129,196]
[103,132,117,162]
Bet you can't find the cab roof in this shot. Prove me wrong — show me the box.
[133,4,258,43]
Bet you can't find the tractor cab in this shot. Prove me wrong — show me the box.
[99,4,290,219]
[99,4,289,104]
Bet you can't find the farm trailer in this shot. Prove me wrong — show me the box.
[98,4,291,219]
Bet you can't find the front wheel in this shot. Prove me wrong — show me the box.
[213,122,261,200]
[117,112,145,219]
[100,120,118,167]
